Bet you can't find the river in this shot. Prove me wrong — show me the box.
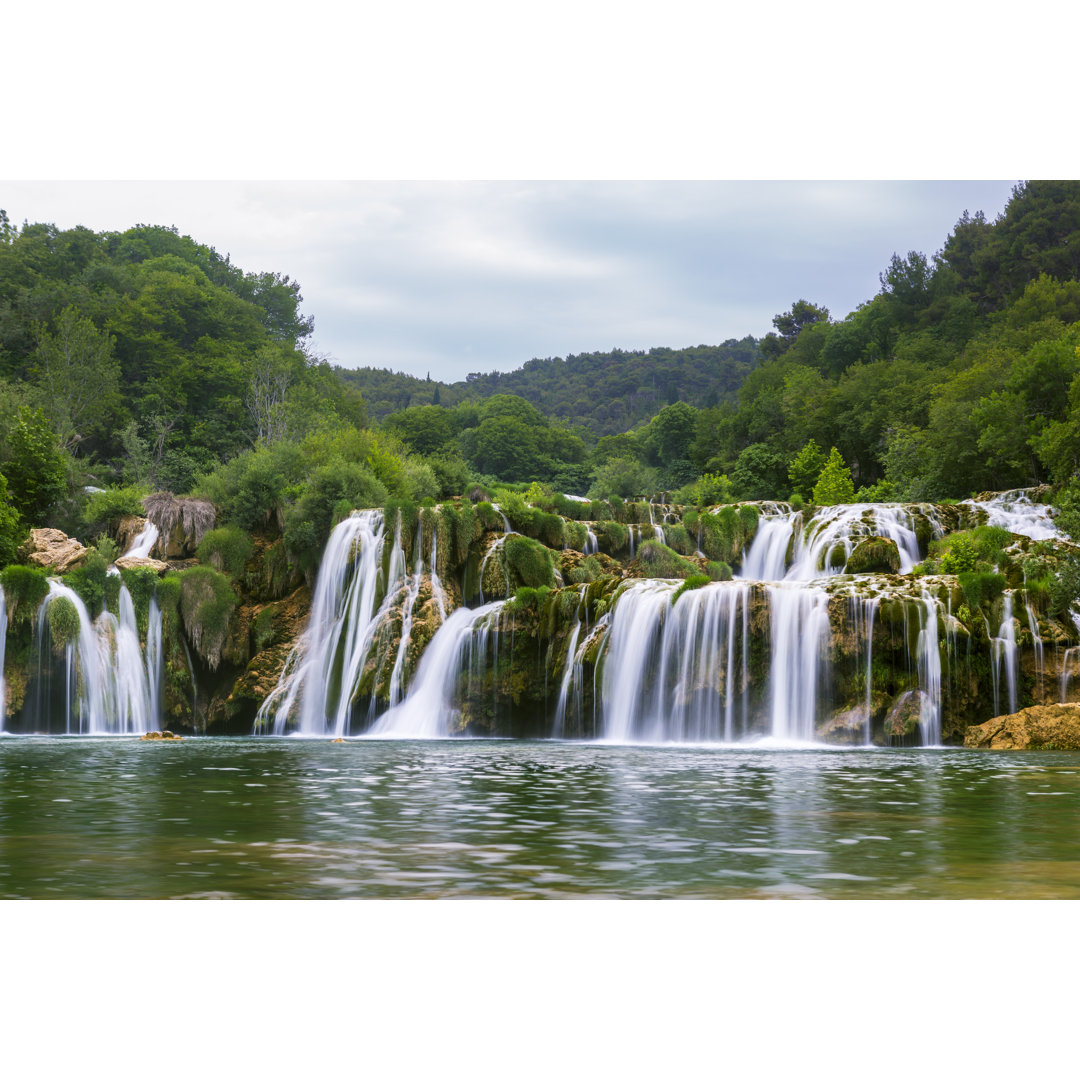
[2,736,1078,898]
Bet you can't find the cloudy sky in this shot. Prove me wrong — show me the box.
[1,180,1017,382]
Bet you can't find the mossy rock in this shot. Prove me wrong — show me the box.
[846,536,901,575]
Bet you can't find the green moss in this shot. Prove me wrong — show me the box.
[504,534,556,589]
[178,565,238,670]
[847,537,901,575]
[0,565,50,625]
[119,566,164,631]
[672,574,711,603]
[197,525,255,581]
[705,561,733,581]
[662,523,695,556]
[65,548,113,617]
[564,520,588,551]
[958,570,1007,612]
[475,501,506,533]
[597,521,629,556]
[47,595,81,650]
[636,540,699,579]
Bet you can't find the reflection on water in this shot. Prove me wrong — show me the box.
[1,737,1079,898]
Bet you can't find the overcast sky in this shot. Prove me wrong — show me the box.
[1,180,1016,382]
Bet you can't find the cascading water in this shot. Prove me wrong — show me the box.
[122,520,160,559]
[256,511,395,736]
[965,489,1060,541]
[368,600,507,738]
[34,580,161,734]
[552,587,588,738]
[991,592,1019,717]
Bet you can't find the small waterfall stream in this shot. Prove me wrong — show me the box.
[34,579,161,734]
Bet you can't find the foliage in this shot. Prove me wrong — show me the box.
[81,485,149,540]
[672,574,711,603]
[503,535,556,589]
[47,595,81,650]
[0,565,50,624]
[197,526,255,581]
[957,570,1007,612]
[65,547,115,616]
[2,406,69,524]
[635,540,699,579]
[0,472,23,567]
[178,565,237,670]
[811,447,856,506]
[788,439,828,501]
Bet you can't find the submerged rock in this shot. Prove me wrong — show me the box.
[140,730,182,740]
[964,704,1080,750]
[20,529,88,573]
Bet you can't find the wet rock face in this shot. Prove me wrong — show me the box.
[846,536,901,575]
[964,704,1080,750]
[19,529,88,573]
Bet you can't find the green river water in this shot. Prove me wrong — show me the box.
[1,736,1079,898]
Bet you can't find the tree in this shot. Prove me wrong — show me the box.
[812,447,856,506]
[245,346,296,445]
[788,439,827,501]
[3,406,68,524]
[773,300,830,347]
[31,305,121,452]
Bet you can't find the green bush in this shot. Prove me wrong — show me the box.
[564,520,588,551]
[504,534,556,589]
[934,532,978,575]
[81,485,149,539]
[65,548,115,616]
[706,561,733,581]
[0,472,26,567]
[178,565,238,670]
[197,525,255,581]
[958,570,1007,612]
[594,521,627,556]
[636,540,699,579]
[0,565,50,624]
[47,595,81,650]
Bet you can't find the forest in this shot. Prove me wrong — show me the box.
[2,181,1080,577]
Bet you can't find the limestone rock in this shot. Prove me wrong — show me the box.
[140,730,182,740]
[114,555,170,574]
[883,689,928,738]
[116,515,153,556]
[846,535,901,575]
[143,492,216,558]
[20,529,88,573]
[964,704,1080,750]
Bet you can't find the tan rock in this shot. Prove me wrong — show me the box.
[116,515,151,556]
[964,704,1080,750]
[114,555,170,574]
[20,528,88,573]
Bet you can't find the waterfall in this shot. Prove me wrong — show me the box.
[785,504,924,580]
[965,489,1061,541]
[648,501,665,544]
[0,587,7,732]
[584,526,598,555]
[552,588,587,738]
[368,600,507,738]
[738,503,800,582]
[848,593,877,745]
[991,592,1019,716]
[34,580,160,734]
[767,584,829,742]
[916,589,942,746]
[256,511,397,736]
[122,520,160,559]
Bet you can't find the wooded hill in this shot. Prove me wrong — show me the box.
[336,338,761,435]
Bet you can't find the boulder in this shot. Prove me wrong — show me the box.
[19,529,88,573]
[964,704,1080,750]
[114,555,170,575]
[883,689,929,738]
[846,536,901,575]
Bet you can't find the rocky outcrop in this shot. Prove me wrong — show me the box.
[143,493,216,558]
[846,536,901,575]
[19,529,88,573]
[964,705,1080,750]
[114,555,170,574]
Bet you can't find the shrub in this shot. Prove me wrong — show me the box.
[0,472,25,567]
[504,535,556,589]
[178,565,237,670]
[705,561,733,581]
[596,521,629,556]
[81,485,149,540]
[636,540,699,579]
[935,532,978,575]
[47,595,81,651]
[564,520,587,551]
[65,548,115,616]
[0,565,50,624]
[197,526,255,581]
[958,570,1007,612]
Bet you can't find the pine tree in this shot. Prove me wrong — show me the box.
[812,447,856,506]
